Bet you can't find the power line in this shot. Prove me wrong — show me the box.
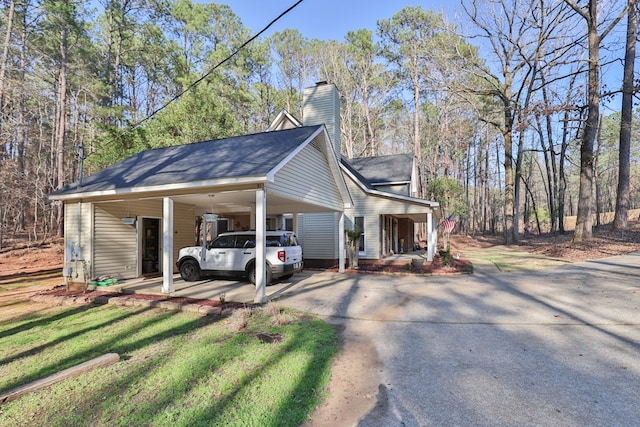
[87,0,305,159]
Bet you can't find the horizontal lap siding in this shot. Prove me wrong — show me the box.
[297,212,338,259]
[94,205,138,279]
[268,143,343,211]
[94,199,195,278]
[374,184,410,196]
[64,202,93,258]
[64,202,93,282]
[345,176,430,259]
[173,202,196,268]
[346,176,431,215]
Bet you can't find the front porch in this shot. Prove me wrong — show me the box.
[358,249,431,270]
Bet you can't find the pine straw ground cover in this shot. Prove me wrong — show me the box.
[451,220,640,263]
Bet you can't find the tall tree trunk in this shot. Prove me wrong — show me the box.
[594,114,603,227]
[412,70,422,196]
[540,80,558,233]
[503,105,515,245]
[565,0,627,241]
[0,0,15,160]
[573,4,599,242]
[558,73,580,234]
[17,6,27,232]
[482,134,489,234]
[613,0,636,230]
[55,21,69,237]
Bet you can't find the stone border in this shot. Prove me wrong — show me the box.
[29,293,245,316]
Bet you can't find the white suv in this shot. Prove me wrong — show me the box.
[176,231,303,285]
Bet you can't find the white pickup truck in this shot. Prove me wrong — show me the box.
[176,230,303,285]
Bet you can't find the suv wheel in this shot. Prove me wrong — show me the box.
[179,259,201,281]
[248,263,273,286]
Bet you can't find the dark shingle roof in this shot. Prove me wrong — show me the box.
[54,126,322,196]
[340,158,374,189]
[347,154,413,184]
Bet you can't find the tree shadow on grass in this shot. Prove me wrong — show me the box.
[0,305,337,427]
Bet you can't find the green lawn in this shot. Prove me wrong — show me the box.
[0,302,337,427]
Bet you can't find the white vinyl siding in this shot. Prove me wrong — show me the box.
[93,199,194,279]
[268,142,343,211]
[94,205,138,279]
[374,183,410,196]
[297,212,338,259]
[172,202,196,267]
[302,84,341,156]
[344,175,432,260]
[64,202,93,282]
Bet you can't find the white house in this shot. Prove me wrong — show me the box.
[50,82,439,302]
[277,82,440,268]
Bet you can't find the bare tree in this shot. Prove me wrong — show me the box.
[461,0,549,244]
[563,0,627,241]
[613,0,636,230]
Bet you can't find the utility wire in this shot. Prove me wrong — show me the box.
[87,0,305,158]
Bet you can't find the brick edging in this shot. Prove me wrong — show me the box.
[29,293,240,316]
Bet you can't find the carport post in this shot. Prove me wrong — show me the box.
[338,213,345,273]
[427,211,435,262]
[254,188,267,303]
[162,197,174,293]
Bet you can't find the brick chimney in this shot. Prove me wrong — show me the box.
[302,81,341,157]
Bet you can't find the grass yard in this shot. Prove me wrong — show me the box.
[0,302,337,427]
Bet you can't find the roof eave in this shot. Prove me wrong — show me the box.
[340,163,439,209]
[370,180,411,186]
[49,175,270,202]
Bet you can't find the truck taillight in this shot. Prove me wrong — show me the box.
[278,250,286,262]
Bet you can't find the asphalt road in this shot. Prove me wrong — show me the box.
[276,253,640,426]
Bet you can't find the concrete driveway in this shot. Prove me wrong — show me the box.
[273,253,640,426]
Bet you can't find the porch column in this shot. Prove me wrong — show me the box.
[254,188,267,303]
[338,212,345,273]
[427,211,435,262]
[393,218,399,253]
[162,197,174,293]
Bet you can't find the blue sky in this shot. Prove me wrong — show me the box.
[220,0,461,41]
[214,0,625,112]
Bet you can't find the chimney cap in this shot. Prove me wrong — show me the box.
[315,80,328,86]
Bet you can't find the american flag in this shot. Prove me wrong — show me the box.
[442,215,456,233]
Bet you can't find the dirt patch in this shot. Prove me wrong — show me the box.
[303,325,381,427]
[0,239,64,280]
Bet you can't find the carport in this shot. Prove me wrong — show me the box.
[51,125,352,303]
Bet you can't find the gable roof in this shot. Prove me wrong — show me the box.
[347,154,413,185]
[340,158,374,190]
[52,126,324,199]
[340,155,439,211]
[267,110,303,131]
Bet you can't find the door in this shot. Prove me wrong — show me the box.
[229,234,255,272]
[142,218,160,274]
[203,234,235,271]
